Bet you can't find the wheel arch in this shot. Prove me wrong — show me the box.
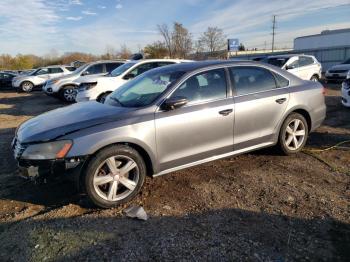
[80,141,155,183]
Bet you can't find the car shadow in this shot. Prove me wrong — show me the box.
[0,91,65,117]
[0,207,348,261]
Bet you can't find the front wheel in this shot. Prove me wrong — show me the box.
[278,113,308,155]
[21,81,34,92]
[84,145,146,208]
[310,75,319,82]
[60,86,77,103]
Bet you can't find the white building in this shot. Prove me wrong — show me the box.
[294,28,350,50]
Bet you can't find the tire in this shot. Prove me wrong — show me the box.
[97,92,111,104]
[59,86,77,103]
[278,113,308,155]
[21,81,34,92]
[84,145,146,208]
[310,75,319,82]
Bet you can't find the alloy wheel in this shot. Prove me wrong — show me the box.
[63,88,77,102]
[284,119,306,151]
[22,82,33,92]
[93,155,139,202]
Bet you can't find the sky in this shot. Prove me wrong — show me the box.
[0,0,349,56]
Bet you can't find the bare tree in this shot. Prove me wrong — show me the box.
[172,22,192,58]
[199,27,226,55]
[157,24,173,58]
[143,41,168,58]
[117,44,132,59]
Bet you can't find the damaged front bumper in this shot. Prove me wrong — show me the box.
[16,157,87,183]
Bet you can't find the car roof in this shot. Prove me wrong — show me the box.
[267,54,315,59]
[149,60,255,72]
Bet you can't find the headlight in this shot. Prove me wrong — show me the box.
[80,82,97,91]
[21,140,73,160]
[51,79,60,85]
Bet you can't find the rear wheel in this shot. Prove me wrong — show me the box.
[84,145,146,208]
[278,113,308,155]
[21,81,34,92]
[59,86,77,103]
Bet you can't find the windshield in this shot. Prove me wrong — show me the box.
[110,62,136,77]
[107,68,186,108]
[342,58,350,64]
[262,57,289,68]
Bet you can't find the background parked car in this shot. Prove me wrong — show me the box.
[0,72,17,89]
[12,65,74,92]
[325,58,350,82]
[341,70,350,107]
[261,54,322,81]
[43,60,125,102]
[75,59,190,103]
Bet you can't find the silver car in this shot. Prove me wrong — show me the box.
[13,61,326,208]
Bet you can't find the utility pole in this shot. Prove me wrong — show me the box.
[271,15,276,52]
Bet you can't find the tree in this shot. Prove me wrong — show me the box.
[199,27,226,55]
[117,44,132,59]
[143,41,168,58]
[238,43,245,51]
[157,24,173,58]
[172,22,192,58]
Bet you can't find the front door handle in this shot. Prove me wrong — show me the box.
[275,98,287,104]
[219,109,233,116]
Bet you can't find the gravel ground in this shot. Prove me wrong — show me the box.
[0,82,349,261]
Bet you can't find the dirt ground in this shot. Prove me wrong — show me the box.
[0,82,349,261]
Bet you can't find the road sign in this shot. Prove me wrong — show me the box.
[228,39,239,51]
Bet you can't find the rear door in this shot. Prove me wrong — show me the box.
[155,68,234,172]
[229,66,290,151]
[298,56,318,80]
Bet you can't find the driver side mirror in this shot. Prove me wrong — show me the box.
[161,96,188,111]
[285,64,295,70]
[123,73,136,80]
[81,71,89,76]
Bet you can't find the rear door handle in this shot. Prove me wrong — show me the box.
[275,98,287,104]
[219,109,233,116]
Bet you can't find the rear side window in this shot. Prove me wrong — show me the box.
[171,68,227,104]
[299,56,314,67]
[106,63,123,73]
[49,67,64,73]
[273,72,289,88]
[229,67,277,96]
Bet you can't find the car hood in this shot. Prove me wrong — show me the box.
[17,102,134,143]
[329,64,350,71]
[75,74,113,84]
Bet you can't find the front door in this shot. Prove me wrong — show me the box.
[155,68,234,172]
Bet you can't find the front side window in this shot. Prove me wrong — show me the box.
[262,57,289,68]
[110,62,136,77]
[108,68,185,108]
[171,68,227,104]
[127,62,158,78]
[230,67,277,96]
[35,68,49,75]
[287,58,300,69]
[85,64,104,75]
